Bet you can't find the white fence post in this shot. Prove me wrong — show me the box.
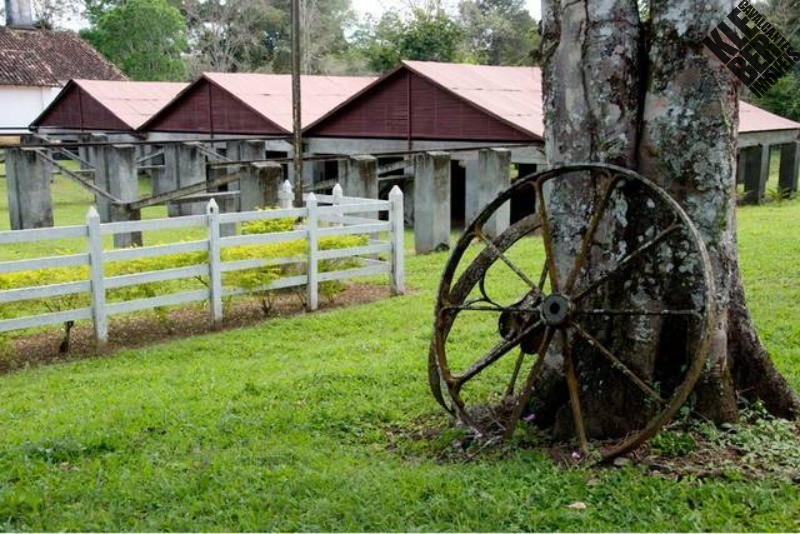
[332,182,344,226]
[278,180,293,209]
[389,185,405,295]
[86,206,108,347]
[207,199,223,329]
[306,193,319,311]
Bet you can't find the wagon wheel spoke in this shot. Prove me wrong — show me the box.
[505,349,527,398]
[538,262,549,291]
[572,222,681,303]
[453,319,545,387]
[503,326,555,439]
[571,323,665,405]
[535,180,562,292]
[563,175,621,294]
[441,303,511,314]
[473,228,538,291]
[562,329,589,455]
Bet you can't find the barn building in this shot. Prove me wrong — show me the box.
[304,60,799,218]
[30,79,187,135]
[738,102,800,202]
[141,72,375,139]
[304,61,545,227]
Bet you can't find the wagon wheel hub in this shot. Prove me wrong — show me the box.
[540,293,572,326]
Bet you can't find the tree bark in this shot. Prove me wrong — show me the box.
[538,0,799,436]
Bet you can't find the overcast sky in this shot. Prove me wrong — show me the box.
[52,0,543,32]
[350,0,542,21]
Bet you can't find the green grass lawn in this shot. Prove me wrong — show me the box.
[0,170,798,530]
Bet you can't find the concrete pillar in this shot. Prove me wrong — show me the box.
[147,146,166,196]
[91,145,113,222]
[162,144,181,217]
[11,149,53,230]
[236,140,266,211]
[242,162,283,210]
[214,194,237,238]
[778,141,799,198]
[107,145,142,248]
[467,148,511,238]
[5,148,54,230]
[178,144,207,216]
[5,148,22,229]
[224,140,248,192]
[78,134,93,170]
[341,155,378,199]
[414,151,451,254]
[741,144,767,205]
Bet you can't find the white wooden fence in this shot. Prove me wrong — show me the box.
[0,184,404,346]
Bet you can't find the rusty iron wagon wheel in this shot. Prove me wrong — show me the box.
[428,163,716,461]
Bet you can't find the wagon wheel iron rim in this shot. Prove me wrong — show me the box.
[428,162,717,461]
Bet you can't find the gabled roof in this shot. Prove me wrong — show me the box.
[308,60,800,142]
[206,72,376,130]
[305,60,544,140]
[402,60,544,138]
[32,79,188,131]
[739,101,800,133]
[0,28,126,86]
[141,72,375,134]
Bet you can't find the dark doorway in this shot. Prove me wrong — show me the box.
[451,160,466,228]
[510,163,537,223]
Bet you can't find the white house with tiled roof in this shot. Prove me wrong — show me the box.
[0,0,126,133]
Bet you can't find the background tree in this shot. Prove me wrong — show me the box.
[180,0,286,76]
[297,0,354,73]
[352,7,464,73]
[82,0,188,81]
[536,0,799,438]
[458,0,539,65]
[178,0,353,75]
[751,0,800,120]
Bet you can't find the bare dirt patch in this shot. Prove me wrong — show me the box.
[1,282,394,374]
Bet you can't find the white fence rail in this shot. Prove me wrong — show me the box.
[0,185,404,346]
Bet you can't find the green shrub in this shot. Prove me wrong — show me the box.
[240,212,298,235]
[0,227,369,327]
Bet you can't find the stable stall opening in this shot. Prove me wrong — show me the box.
[510,163,537,223]
[451,160,466,228]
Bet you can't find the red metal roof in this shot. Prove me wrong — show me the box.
[142,73,375,134]
[739,101,800,133]
[32,79,188,131]
[402,60,544,138]
[309,60,799,141]
[306,61,544,140]
[204,73,376,130]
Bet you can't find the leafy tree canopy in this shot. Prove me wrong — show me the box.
[749,0,800,120]
[81,0,188,81]
[351,7,465,73]
[458,0,539,66]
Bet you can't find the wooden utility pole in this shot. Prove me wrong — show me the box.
[291,0,303,207]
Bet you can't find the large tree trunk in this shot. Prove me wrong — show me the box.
[538,0,799,437]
